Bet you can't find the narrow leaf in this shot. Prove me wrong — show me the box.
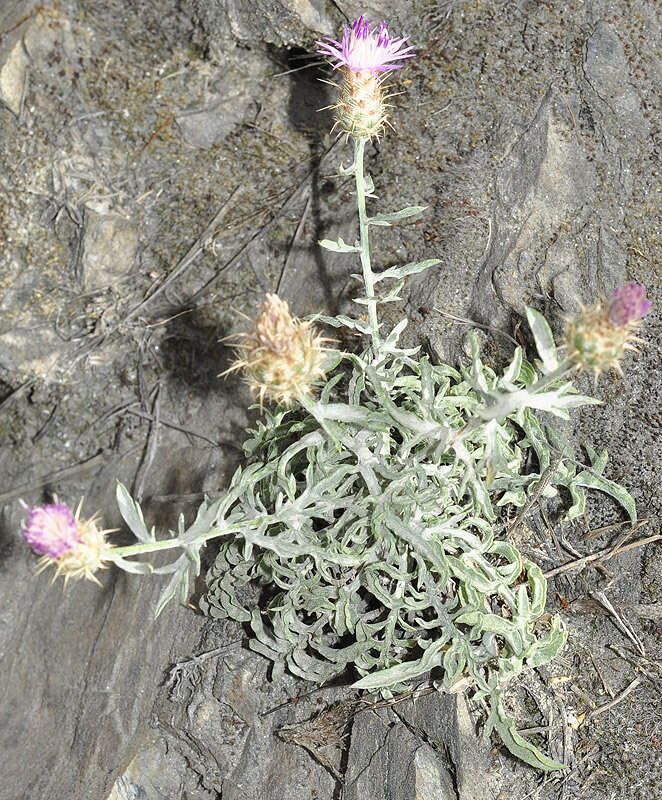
[573,470,637,522]
[116,482,154,542]
[373,259,441,284]
[369,205,427,226]
[318,236,359,253]
[495,717,567,771]
[525,307,558,373]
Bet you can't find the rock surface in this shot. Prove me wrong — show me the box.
[1,1,660,799]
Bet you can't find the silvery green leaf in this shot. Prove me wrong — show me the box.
[352,637,450,689]
[364,174,376,195]
[515,408,551,473]
[384,318,408,347]
[518,358,537,386]
[572,469,637,522]
[525,616,566,667]
[154,556,190,617]
[368,205,427,226]
[525,307,558,373]
[320,371,344,403]
[320,349,345,374]
[497,489,527,507]
[502,347,522,384]
[458,612,515,634]
[490,701,567,771]
[318,236,359,253]
[379,279,405,303]
[525,388,600,417]
[109,555,153,575]
[315,314,373,335]
[373,259,441,284]
[587,446,608,474]
[179,497,224,543]
[564,483,586,520]
[116,482,154,542]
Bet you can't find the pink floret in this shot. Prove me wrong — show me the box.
[22,503,80,558]
[609,283,652,327]
[317,15,415,74]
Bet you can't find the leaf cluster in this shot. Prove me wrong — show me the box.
[194,314,634,770]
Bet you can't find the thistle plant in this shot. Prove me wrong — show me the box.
[20,15,652,772]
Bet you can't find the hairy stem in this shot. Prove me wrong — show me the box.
[353,136,380,347]
[110,523,240,559]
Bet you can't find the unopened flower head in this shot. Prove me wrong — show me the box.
[22,499,114,586]
[317,17,415,140]
[565,283,652,377]
[225,294,328,405]
[317,16,415,75]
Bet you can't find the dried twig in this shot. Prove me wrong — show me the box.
[432,306,520,347]
[133,384,161,503]
[0,452,106,506]
[505,450,566,537]
[278,699,365,783]
[124,407,223,447]
[124,188,241,322]
[0,379,35,415]
[589,652,614,699]
[164,640,244,697]
[608,645,662,696]
[543,522,656,578]
[590,590,645,657]
[584,677,641,723]
[276,194,311,294]
[185,141,345,307]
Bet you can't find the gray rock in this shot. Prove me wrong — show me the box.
[468,90,599,328]
[187,0,335,48]
[396,692,492,800]
[0,7,30,116]
[80,205,139,290]
[188,0,417,53]
[176,91,248,149]
[344,707,457,800]
[0,253,69,377]
[584,22,644,131]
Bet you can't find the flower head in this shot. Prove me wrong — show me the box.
[317,16,415,75]
[22,502,80,558]
[565,283,652,377]
[608,283,652,327]
[22,499,114,586]
[224,294,329,405]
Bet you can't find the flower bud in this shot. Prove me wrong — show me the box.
[565,283,652,376]
[22,499,114,586]
[226,294,328,405]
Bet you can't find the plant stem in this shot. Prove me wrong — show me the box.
[527,359,575,393]
[110,524,240,559]
[353,136,380,347]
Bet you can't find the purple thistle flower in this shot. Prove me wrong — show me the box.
[317,15,415,74]
[609,283,652,327]
[22,502,81,559]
